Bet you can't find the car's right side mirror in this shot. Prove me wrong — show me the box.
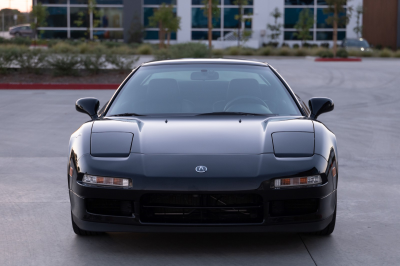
[308,97,334,120]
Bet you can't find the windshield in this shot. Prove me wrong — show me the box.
[345,39,370,48]
[107,64,302,116]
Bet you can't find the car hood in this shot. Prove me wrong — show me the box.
[92,116,314,155]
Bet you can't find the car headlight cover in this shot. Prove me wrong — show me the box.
[83,174,130,187]
[272,175,321,188]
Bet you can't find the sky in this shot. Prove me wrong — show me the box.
[0,0,32,13]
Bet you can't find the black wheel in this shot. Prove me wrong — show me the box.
[71,212,104,236]
[314,204,336,236]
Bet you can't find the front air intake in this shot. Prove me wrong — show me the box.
[140,193,264,224]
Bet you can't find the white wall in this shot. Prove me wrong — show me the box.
[176,0,191,43]
[346,0,363,39]
[254,0,284,45]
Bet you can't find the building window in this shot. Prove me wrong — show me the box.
[144,0,176,5]
[284,8,313,29]
[316,31,346,40]
[285,0,314,5]
[192,30,221,40]
[38,0,123,39]
[39,30,68,39]
[93,30,123,39]
[143,1,177,41]
[191,1,253,41]
[144,30,176,40]
[70,7,89,28]
[284,1,349,42]
[38,0,67,3]
[94,7,123,28]
[317,8,346,29]
[192,7,221,29]
[47,7,67,27]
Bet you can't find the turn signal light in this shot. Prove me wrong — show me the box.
[272,175,322,188]
[82,174,130,187]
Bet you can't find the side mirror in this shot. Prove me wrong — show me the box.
[308,97,334,120]
[75,97,100,120]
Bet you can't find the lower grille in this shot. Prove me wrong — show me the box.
[270,199,318,217]
[86,198,133,217]
[140,193,264,224]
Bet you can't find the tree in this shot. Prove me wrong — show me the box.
[353,4,363,38]
[201,0,220,53]
[30,4,48,40]
[165,11,181,47]
[293,9,314,46]
[324,0,353,57]
[149,4,180,49]
[267,8,282,43]
[233,0,249,47]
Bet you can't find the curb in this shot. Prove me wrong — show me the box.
[0,83,119,90]
[315,58,362,62]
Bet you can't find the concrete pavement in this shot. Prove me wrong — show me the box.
[0,58,399,266]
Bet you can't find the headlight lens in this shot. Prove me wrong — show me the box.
[82,174,130,187]
[272,175,322,188]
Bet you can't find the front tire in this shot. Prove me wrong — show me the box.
[71,212,104,236]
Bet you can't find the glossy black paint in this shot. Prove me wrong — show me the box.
[309,97,334,120]
[75,97,100,120]
[68,59,338,233]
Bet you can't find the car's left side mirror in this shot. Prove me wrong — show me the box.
[308,97,334,120]
[75,97,100,120]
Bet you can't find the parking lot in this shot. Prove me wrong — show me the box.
[0,58,399,266]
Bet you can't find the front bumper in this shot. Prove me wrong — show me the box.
[69,153,336,232]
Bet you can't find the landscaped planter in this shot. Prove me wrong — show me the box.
[315,57,362,62]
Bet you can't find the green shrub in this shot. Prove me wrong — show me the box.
[110,45,135,55]
[362,51,373,57]
[258,46,272,56]
[137,44,153,55]
[50,42,78,54]
[320,43,330,48]
[15,48,48,74]
[212,49,224,57]
[241,48,255,55]
[336,48,349,58]
[12,37,31,46]
[82,51,107,75]
[317,49,334,58]
[294,48,307,56]
[106,54,140,72]
[278,47,291,56]
[226,46,241,56]
[379,48,392,57]
[394,50,400,58]
[102,41,125,49]
[293,44,300,49]
[348,50,360,57]
[170,42,208,58]
[0,47,18,74]
[153,49,172,60]
[47,54,81,76]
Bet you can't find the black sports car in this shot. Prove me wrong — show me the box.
[69,59,337,236]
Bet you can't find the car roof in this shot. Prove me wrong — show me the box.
[142,58,269,67]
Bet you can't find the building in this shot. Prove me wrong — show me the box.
[35,0,362,48]
[363,0,400,49]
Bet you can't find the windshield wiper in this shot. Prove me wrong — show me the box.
[109,113,146,117]
[196,112,275,116]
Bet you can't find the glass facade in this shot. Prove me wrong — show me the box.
[47,7,68,27]
[191,0,253,41]
[284,0,348,41]
[38,0,124,39]
[143,1,177,40]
